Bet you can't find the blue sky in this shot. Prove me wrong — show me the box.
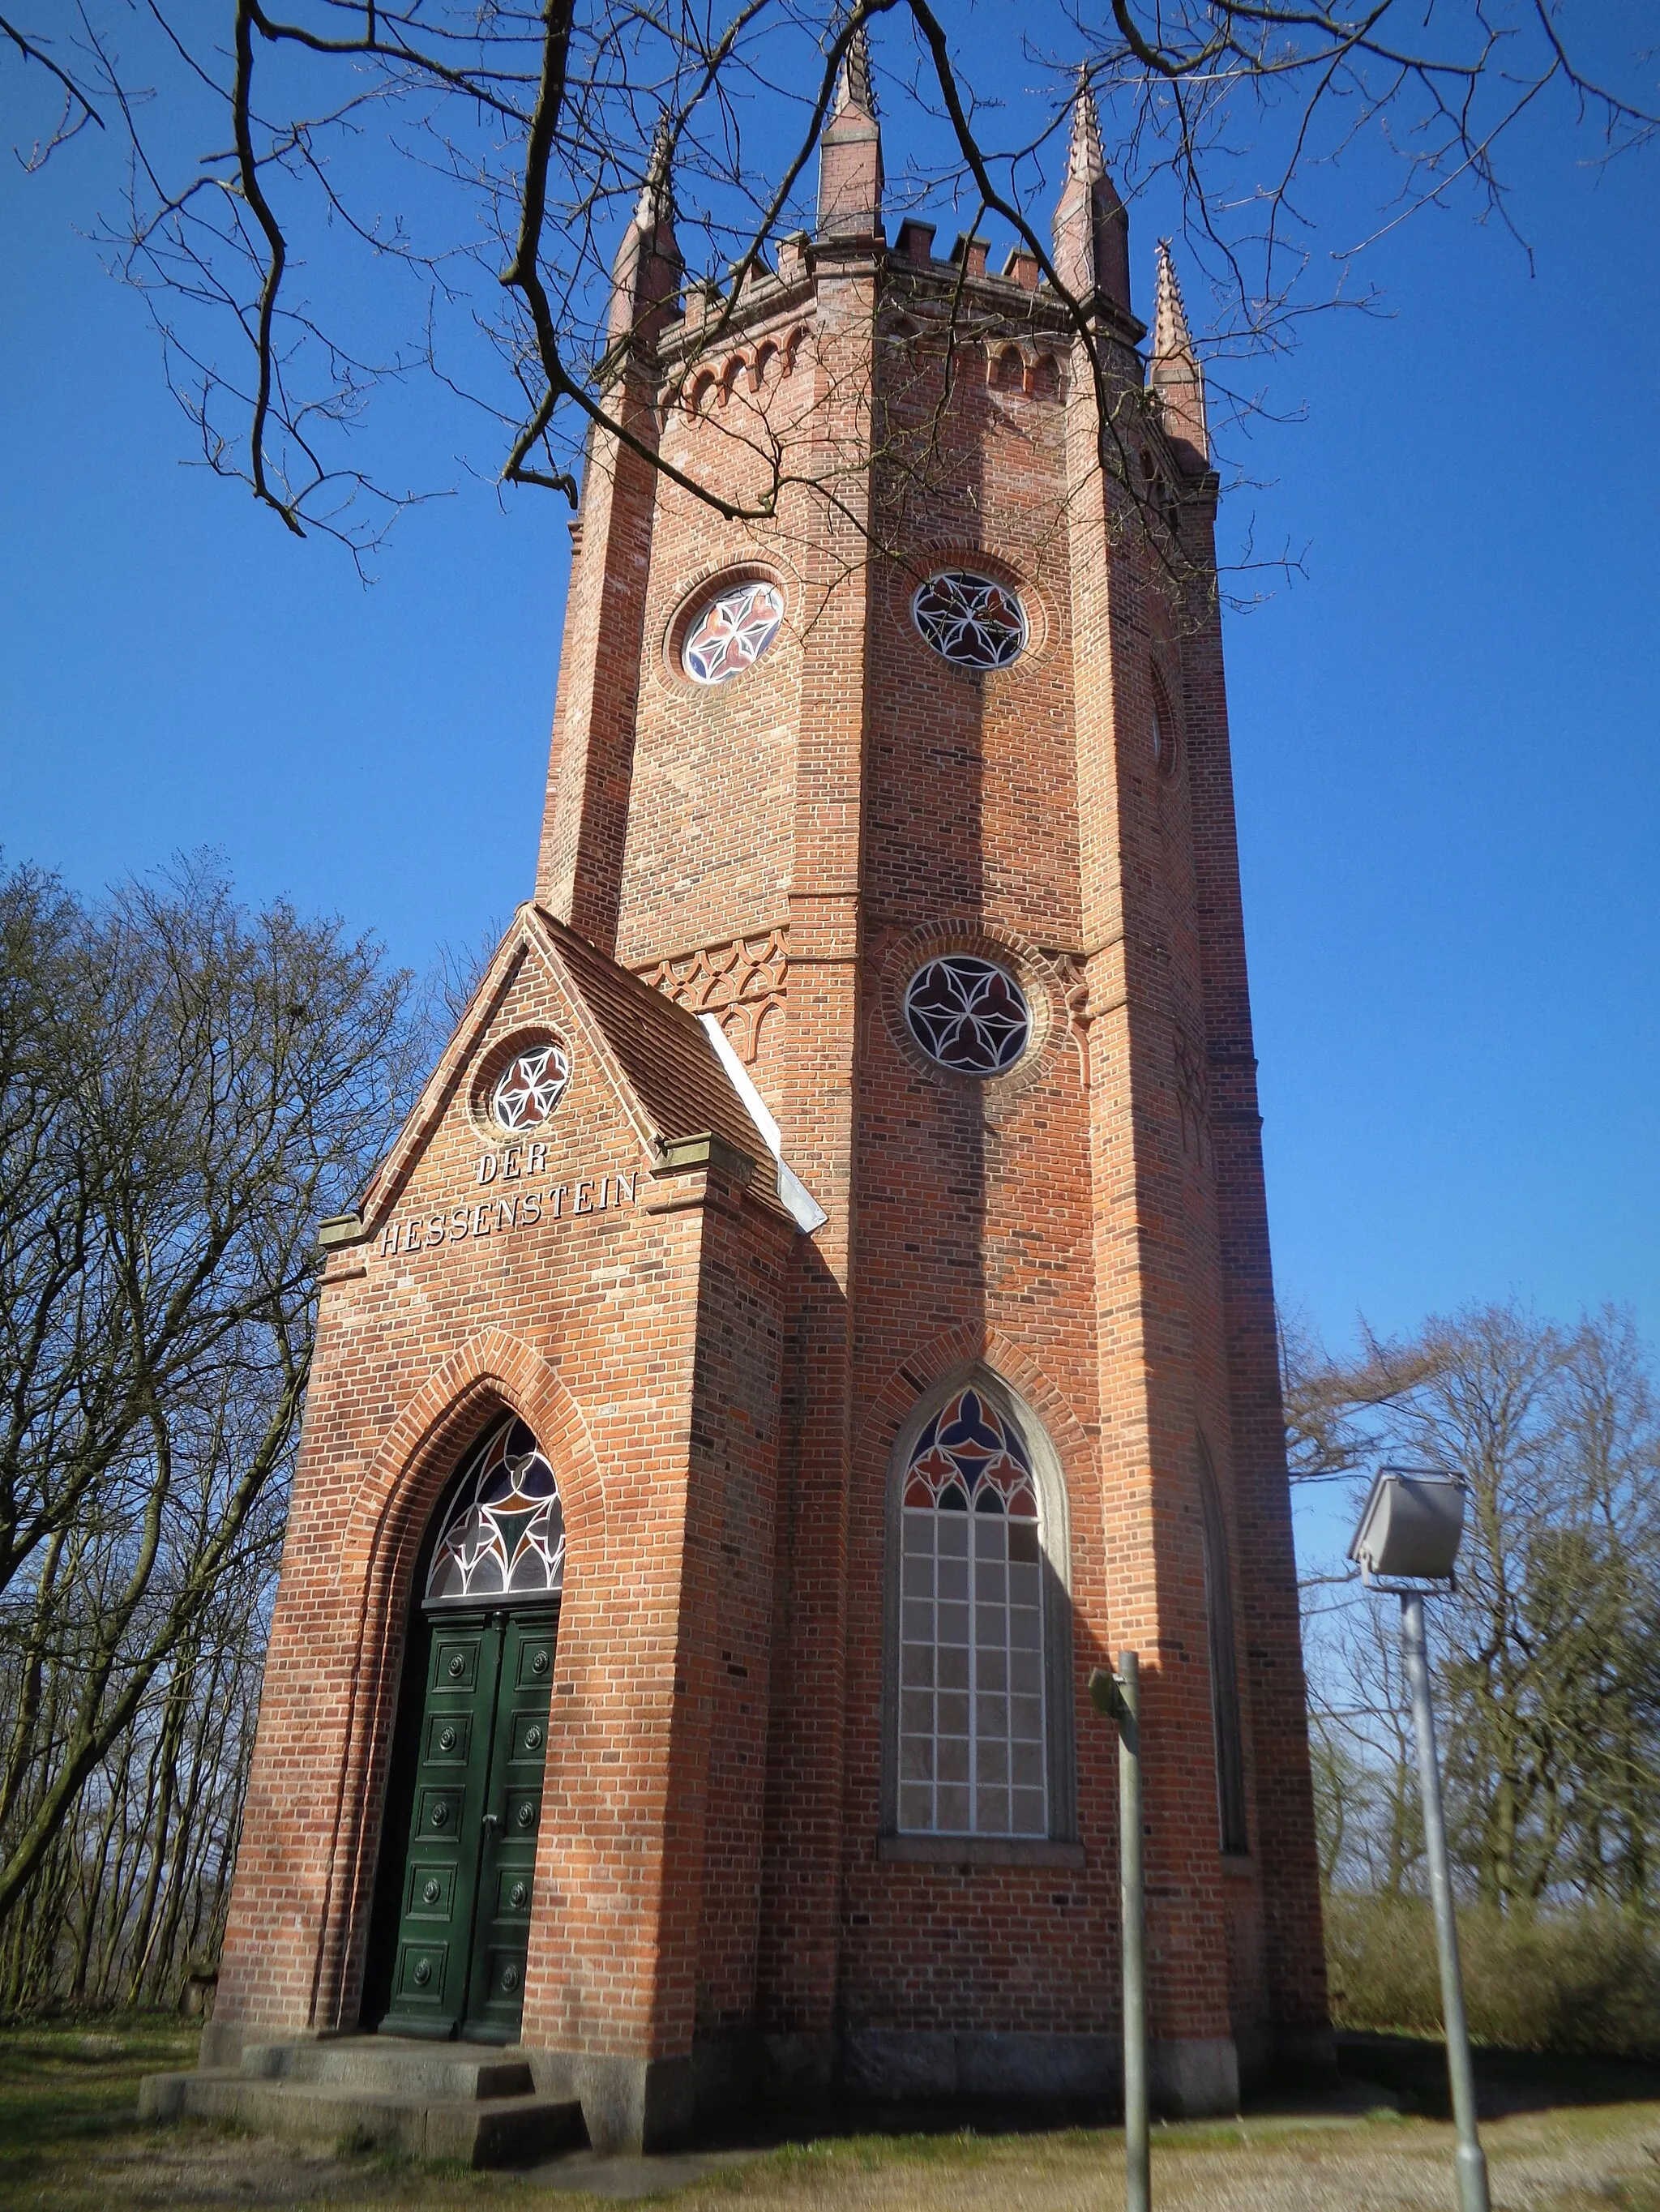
[3,23,1656,1451]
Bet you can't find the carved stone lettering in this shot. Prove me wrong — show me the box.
[379,1162,638,1260]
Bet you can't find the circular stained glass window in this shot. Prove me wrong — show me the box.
[912,571,1027,670]
[491,1041,571,1132]
[905,956,1030,1075]
[682,577,785,685]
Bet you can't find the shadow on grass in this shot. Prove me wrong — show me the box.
[0,2013,199,2160]
[1337,2030,1660,2121]
[687,2090,1124,2157]
[691,2039,1660,2158]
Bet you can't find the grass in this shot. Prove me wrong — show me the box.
[0,2016,1658,2210]
[0,2013,199,2193]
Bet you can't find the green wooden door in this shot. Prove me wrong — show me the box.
[379,1606,556,2042]
[463,1611,556,2040]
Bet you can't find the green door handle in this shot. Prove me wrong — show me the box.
[481,1812,502,1835]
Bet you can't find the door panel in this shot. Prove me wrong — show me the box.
[380,1615,495,2038]
[462,1611,555,2042]
[379,1605,557,2043]
[422,1709,473,1765]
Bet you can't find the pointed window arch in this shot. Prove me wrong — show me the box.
[888,1378,1074,1840]
[1197,1434,1248,1853]
[425,1414,566,1610]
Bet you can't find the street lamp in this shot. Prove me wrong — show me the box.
[1349,1469,1490,2212]
[1089,1656,1148,2212]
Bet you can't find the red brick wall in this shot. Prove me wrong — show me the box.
[215,943,793,2066]
[216,205,1326,2112]
[613,315,819,970]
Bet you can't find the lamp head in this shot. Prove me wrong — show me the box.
[1348,1467,1465,1587]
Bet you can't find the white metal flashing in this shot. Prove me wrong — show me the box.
[699,1013,828,1234]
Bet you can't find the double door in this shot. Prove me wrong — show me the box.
[379,1607,555,2042]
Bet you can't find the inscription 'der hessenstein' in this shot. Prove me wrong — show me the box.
[379,1144,640,1258]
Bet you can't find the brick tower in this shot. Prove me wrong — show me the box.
[200,56,1329,2153]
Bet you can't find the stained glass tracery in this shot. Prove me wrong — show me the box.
[426,1418,566,1608]
[904,956,1030,1075]
[911,570,1028,670]
[898,1388,1047,1838]
[682,579,785,685]
[491,1042,571,1132]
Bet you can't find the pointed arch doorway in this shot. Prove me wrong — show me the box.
[371,1415,565,2043]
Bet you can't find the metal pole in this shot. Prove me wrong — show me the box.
[1400,1592,1490,2212]
[1118,1649,1149,2212]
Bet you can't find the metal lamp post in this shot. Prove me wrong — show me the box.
[1089,1655,1149,2212]
[1349,1469,1491,2212]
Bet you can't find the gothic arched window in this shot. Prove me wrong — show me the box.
[896,1387,1054,1837]
[1150,663,1179,778]
[426,1416,565,1610]
[1029,353,1061,401]
[1197,1435,1248,1853]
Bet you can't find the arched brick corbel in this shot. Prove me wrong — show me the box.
[308,1328,604,2036]
[338,1328,604,1602]
[853,1324,1095,1500]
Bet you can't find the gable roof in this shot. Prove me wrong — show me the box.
[541,910,773,1170]
[355,903,784,1227]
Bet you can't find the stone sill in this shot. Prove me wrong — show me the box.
[878,1835,1085,1870]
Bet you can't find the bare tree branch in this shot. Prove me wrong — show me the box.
[2,4,1651,563]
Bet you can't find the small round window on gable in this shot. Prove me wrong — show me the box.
[905,956,1031,1075]
[912,571,1028,670]
[681,576,785,686]
[490,1039,571,1132]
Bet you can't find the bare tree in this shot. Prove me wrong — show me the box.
[0,857,424,1990]
[1287,1302,1660,1911]
[3,6,1651,563]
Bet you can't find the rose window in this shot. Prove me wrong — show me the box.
[912,570,1027,670]
[682,578,785,685]
[491,1042,571,1131]
[904,956,1030,1074]
[426,1418,565,1609]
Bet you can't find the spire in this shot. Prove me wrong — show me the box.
[605,119,682,359]
[1067,66,1104,182]
[835,19,876,118]
[816,16,883,241]
[1149,238,1209,464]
[635,115,675,229]
[1152,237,1193,359]
[1051,67,1131,316]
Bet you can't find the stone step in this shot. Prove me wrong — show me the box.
[240,2037,534,2101]
[137,2064,584,2168]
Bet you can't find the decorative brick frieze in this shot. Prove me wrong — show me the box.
[635,927,789,1065]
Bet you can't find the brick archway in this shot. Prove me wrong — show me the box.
[852,1324,1096,1502]
[310,1329,604,2035]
